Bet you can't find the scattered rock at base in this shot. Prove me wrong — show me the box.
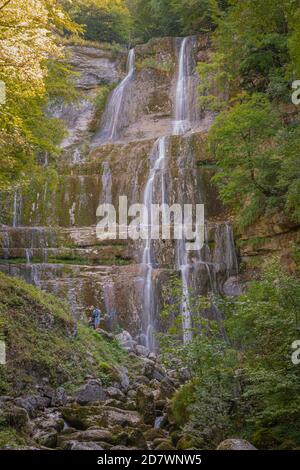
[65,440,104,450]
[136,385,156,425]
[75,379,107,405]
[116,331,137,353]
[217,439,257,450]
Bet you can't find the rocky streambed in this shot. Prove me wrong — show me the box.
[0,332,189,451]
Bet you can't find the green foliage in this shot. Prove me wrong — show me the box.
[165,261,300,448]
[89,84,114,133]
[136,57,173,73]
[208,94,300,229]
[61,0,132,44]
[0,272,128,395]
[128,0,223,42]
[0,57,79,192]
[0,428,26,449]
[196,0,300,230]
[0,0,80,192]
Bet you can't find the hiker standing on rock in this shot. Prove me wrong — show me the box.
[90,305,101,330]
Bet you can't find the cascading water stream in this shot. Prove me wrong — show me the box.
[173,37,192,136]
[97,49,135,143]
[141,136,167,351]
[173,37,195,342]
[12,191,19,227]
[101,162,112,205]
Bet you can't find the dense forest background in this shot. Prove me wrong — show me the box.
[0,0,300,449]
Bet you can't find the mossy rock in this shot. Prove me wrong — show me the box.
[127,429,147,450]
[2,406,29,431]
[61,404,104,430]
[154,439,176,450]
[143,428,166,441]
[176,436,194,450]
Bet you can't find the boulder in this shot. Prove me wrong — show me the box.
[136,386,156,425]
[128,429,148,450]
[15,395,51,417]
[75,379,107,405]
[59,429,114,445]
[127,390,137,400]
[105,387,125,402]
[61,404,103,430]
[136,345,150,357]
[116,331,137,353]
[2,405,30,431]
[110,445,131,450]
[217,439,257,450]
[65,440,104,450]
[40,386,68,407]
[101,407,143,428]
[33,429,58,448]
[223,277,243,297]
[143,428,167,441]
[32,410,64,432]
[154,439,176,450]
[176,436,194,450]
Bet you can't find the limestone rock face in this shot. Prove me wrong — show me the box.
[0,35,240,345]
[217,439,257,450]
[67,46,124,89]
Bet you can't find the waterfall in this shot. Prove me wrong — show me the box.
[141,136,167,351]
[225,222,239,275]
[173,37,196,342]
[101,162,112,204]
[25,248,32,264]
[97,49,135,143]
[12,191,19,227]
[2,231,9,260]
[214,223,239,276]
[173,37,192,135]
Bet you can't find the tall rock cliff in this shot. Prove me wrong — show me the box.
[0,36,239,348]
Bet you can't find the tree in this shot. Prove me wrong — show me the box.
[0,0,78,190]
[168,261,300,448]
[209,94,285,229]
[61,0,132,44]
